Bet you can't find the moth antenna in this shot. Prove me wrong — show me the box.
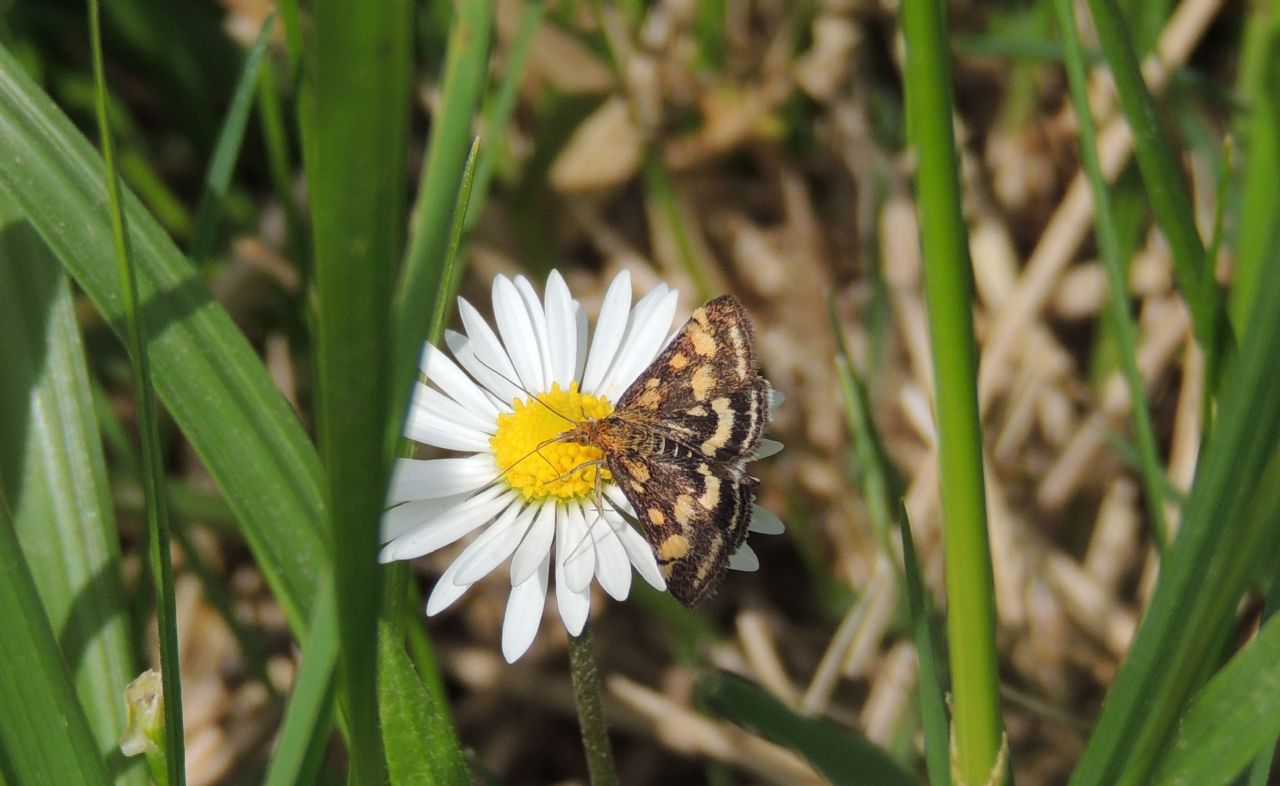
[473,354,581,426]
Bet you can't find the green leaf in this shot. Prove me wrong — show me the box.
[379,621,469,786]
[0,43,327,642]
[0,199,143,786]
[696,671,916,786]
[1154,520,1280,786]
[0,503,112,784]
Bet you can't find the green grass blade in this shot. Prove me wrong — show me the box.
[188,14,274,268]
[0,502,112,784]
[1069,210,1280,786]
[696,671,917,786]
[1082,0,1234,389]
[0,44,326,641]
[87,2,184,779]
[0,201,143,786]
[374,141,477,782]
[393,0,492,432]
[467,0,544,232]
[897,501,951,786]
[379,619,469,785]
[303,0,413,777]
[1228,5,1280,336]
[1054,0,1169,551]
[900,0,1006,781]
[1153,508,1280,786]
[264,581,340,786]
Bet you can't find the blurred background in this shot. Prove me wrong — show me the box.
[1,0,1250,782]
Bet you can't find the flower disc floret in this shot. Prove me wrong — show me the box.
[490,382,614,500]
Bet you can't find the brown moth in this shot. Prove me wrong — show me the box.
[562,295,772,606]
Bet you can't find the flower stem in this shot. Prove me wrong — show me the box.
[568,624,619,786]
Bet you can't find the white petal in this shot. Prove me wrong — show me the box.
[728,542,759,572]
[753,438,784,460]
[587,508,631,601]
[543,271,578,389]
[380,486,516,561]
[581,270,632,393]
[559,500,596,593]
[445,330,521,406]
[502,554,549,662]
[409,381,497,435]
[599,287,679,400]
[425,556,473,615]
[576,303,588,384]
[458,297,525,397]
[511,501,557,584]
[453,502,538,585]
[514,275,556,388]
[492,276,545,392]
[769,388,784,411]
[420,342,499,420]
[604,504,665,591]
[380,494,470,544]
[749,504,786,535]
[555,560,591,637]
[404,405,491,452]
[387,454,497,503]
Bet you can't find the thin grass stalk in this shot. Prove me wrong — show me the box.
[87,3,185,783]
[1229,6,1280,338]
[189,16,274,268]
[1082,0,1234,392]
[899,0,1006,782]
[1054,0,1169,551]
[467,0,545,232]
[567,625,619,786]
[392,0,492,447]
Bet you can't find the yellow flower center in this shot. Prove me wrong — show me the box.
[490,382,614,500]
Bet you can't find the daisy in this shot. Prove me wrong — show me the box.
[381,269,784,662]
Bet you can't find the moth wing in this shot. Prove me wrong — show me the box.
[607,450,755,607]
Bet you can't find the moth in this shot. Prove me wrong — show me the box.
[562,295,772,606]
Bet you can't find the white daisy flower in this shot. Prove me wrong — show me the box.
[381,269,784,662]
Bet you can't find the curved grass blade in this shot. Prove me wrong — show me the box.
[0,502,112,784]
[0,45,327,642]
[1070,216,1280,786]
[0,201,144,786]
[1154,520,1280,786]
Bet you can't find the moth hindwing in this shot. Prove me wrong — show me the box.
[565,295,771,606]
